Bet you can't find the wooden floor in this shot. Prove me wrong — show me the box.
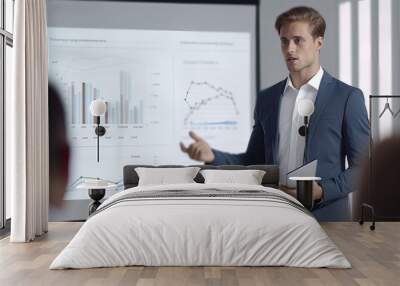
[0,222,399,286]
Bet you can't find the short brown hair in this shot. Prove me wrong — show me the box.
[275,6,326,39]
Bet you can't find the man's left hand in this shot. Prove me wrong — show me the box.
[312,181,323,201]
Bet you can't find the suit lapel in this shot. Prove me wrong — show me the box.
[306,72,336,156]
[270,80,287,164]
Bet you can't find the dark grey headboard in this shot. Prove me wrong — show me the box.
[123,165,279,189]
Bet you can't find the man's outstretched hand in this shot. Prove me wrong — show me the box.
[180,131,215,163]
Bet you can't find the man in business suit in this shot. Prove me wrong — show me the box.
[180,6,369,221]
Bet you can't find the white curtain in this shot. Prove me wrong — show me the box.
[10,0,49,242]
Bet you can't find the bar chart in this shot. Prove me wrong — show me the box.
[60,72,145,126]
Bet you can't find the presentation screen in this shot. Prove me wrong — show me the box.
[47,0,257,199]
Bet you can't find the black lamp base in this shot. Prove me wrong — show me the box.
[296,180,314,210]
[88,188,105,215]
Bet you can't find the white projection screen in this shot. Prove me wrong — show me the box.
[47,0,258,200]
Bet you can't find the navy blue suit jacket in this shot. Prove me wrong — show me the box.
[212,71,370,221]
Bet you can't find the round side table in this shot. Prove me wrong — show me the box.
[289,176,321,210]
[77,181,117,215]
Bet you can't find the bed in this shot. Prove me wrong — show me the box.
[50,165,351,269]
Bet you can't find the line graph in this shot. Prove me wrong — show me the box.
[183,81,239,125]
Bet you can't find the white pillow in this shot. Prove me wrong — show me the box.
[200,169,266,185]
[135,167,201,186]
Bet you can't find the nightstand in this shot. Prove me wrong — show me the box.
[77,180,117,215]
[289,176,321,210]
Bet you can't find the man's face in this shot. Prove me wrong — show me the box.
[279,21,323,73]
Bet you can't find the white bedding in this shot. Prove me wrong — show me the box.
[50,183,351,269]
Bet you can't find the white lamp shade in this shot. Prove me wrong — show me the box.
[297,99,315,117]
[90,100,107,116]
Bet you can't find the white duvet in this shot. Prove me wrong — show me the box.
[50,183,351,269]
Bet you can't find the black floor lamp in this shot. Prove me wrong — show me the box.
[90,99,107,162]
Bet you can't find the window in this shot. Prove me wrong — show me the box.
[5,44,11,220]
[5,0,13,33]
[1,0,14,230]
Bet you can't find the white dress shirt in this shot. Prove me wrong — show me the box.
[278,67,324,188]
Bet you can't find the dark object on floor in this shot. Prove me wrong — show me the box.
[359,203,375,231]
